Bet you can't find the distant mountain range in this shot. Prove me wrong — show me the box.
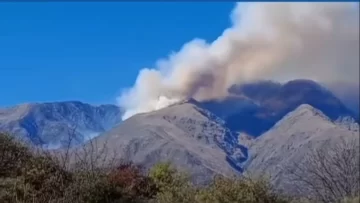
[0,79,358,187]
[0,101,122,148]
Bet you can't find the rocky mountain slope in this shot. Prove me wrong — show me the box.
[0,101,122,148]
[244,104,359,193]
[80,100,246,184]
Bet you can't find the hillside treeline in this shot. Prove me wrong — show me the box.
[0,133,358,203]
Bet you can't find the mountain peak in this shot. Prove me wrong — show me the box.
[274,104,332,129]
[246,103,359,194]
[0,103,34,121]
[142,97,223,124]
[292,104,329,118]
[90,96,246,183]
[171,98,200,107]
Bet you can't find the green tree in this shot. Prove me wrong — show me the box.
[197,176,289,203]
[149,162,196,203]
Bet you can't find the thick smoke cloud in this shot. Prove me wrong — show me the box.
[118,2,359,120]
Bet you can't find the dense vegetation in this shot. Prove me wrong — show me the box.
[0,133,358,203]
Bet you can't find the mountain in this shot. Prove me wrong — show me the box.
[79,100,246,184]
[203,79,357,136]
[244,104,359,193]
[0,101,122,148]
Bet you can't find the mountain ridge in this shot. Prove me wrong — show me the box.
[77,100,245,184]
[244,103,359,194]
[0,101,123,148]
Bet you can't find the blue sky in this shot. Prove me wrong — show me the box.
[0,2,234,107]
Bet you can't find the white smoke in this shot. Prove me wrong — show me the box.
[118,2,359,120]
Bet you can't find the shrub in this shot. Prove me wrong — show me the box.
[20,155,72,202]
[60,171,113,203]
[108,163,157,202]
[196,175,289,203]
[148,163,289,203]
[0,133,31,178]
[149,162,196,203]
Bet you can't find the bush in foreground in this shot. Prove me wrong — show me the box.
[148,162,288,203]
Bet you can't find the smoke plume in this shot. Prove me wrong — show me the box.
[118,2,359,120]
